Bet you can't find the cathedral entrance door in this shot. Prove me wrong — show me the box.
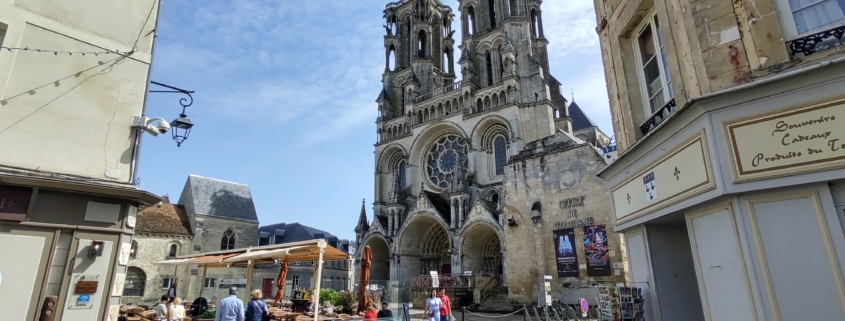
[440,264,451,275]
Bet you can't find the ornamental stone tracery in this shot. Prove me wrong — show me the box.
[425,134,469,190]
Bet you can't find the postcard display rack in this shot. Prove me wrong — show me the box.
[596,286,644,321]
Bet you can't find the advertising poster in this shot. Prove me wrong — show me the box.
[584,225,612,276]
[553,228,579,277]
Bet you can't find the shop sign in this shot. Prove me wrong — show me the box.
[554,217,594,230]
[725,97,845,182]
[0,185,33,221]
[559,196,585,208]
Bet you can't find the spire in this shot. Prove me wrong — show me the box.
[354,199,369,233]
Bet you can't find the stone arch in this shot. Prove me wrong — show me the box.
[395,212,453,277]
[484,96,491,110]
[408,121,469,166]
[500,90,507,104]
[492,93,499,107]
[460,219,505,275]
[376,144,408,173]
[360,233,391,282]
[476,98,483,112]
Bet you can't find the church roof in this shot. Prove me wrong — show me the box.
[458,48,470,63]
[355,199,369,233]
[568,101,598,131]
[177,175,259,222]
[137,196,193,236]
[376,88,389,102]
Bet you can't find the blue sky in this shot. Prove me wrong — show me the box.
[139,0,609,241]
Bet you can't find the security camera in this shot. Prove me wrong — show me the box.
[156,121,170,134]
[132,116,170,137]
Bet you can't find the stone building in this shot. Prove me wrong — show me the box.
[121,174,260,305]
[594,0,845,320]
[354,0,611,307]
[253,222,355,298]
[122,197,193,305]
[502,130,622,306]
[0,1,161,320]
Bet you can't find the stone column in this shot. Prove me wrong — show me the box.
[458,198,466,227]
[537,11,545,38]
[388,211,394,236]
[450,200,457,229]
[532,217,547,302]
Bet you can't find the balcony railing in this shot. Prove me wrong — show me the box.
[414,81,462,103]
[787,24,845,57]
[411,274,474,289]
[640,98,677,136]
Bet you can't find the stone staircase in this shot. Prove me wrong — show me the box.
[479,286,512,312]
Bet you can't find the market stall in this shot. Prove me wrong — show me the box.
[155,239,350,307]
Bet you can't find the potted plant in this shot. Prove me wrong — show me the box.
[197,310,215,321]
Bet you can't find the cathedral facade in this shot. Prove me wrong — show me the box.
[354,0,611,306]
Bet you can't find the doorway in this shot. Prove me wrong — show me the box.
[262,279,274,299]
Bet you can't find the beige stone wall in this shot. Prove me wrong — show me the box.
[593,0,799,152]
[503,144,627,304]
[122,236,192,305]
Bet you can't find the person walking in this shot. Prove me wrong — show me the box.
[438,288,451,321]
[215,287,245,321]
[167,281,177,303]
[168,297,186,321]
[154,296,169,321]
[425,289,442,321]
[246,290,270,321]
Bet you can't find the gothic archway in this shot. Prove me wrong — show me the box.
[363,235,391,283]
[396,214,452,282]
[461,223,503,275]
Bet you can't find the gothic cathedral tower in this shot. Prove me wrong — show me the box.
[356,0,571,294]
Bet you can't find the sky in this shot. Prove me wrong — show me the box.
[139,0,610,242]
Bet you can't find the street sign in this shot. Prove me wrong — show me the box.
[580,298,588,317]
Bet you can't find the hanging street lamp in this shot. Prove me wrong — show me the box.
[150,81,195,147]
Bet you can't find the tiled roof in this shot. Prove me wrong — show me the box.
[568,101,597,131]
[258,222,352,253]
[136,196,193,236]
[178,175,259,222]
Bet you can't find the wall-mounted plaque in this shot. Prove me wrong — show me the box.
[118,243,131,266]
[111,273,125,296]
[75,281,99,294]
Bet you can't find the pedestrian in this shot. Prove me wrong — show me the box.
[376,302,393,319]
[168,297,186,321]
[438,288,452,321]
[215,287,245,321]
[425,289,442,321]
[154,295,169,321]
[246,289,270,321]
[362,302,378,320]
[167,281,177,303]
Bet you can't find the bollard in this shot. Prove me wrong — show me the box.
[461,307,466,321]
[523,304,527,321]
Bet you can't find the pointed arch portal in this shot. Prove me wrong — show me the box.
[462,223,503,275]
[398,215,452,281]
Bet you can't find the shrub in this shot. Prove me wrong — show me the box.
[337,290,357,313]
[320,288,341,306]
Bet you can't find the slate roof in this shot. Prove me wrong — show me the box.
[568,101,597,131]
[258,222,352,253]
[136,196,193,236]
[178,175,259,222]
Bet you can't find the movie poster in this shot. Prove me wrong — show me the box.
[583,224,612,276]
[553,228,579,277]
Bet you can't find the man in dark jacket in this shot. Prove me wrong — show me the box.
[377,302,393,319]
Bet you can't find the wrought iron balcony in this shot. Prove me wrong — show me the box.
[640,98,677,136]
[787,24,845,56]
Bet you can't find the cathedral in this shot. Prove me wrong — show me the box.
[354,0,612,306]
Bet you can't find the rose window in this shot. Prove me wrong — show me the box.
[425,135,468,189]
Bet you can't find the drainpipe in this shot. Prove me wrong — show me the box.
[130,0,163,185]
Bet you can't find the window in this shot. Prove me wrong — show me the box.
[204,278,217,289]
[494,136,507,175]
[467,6,477,35]
[130,240,138,259]
[485,51,494,86]
[168,244,177,258]
[418,30,427,58]
[509,0,519,16]
[498,45,505,78]
[274,235,285,245]
[491,192,500,205]
[775,0,845,37]
[162,276,173,289]
[124,267,146,297]
[292,276,300,288]
[221,228,236,250]
[397,161,407,190]
[634,13,673,115]
[488,0,497,28]
[259,236,269,246]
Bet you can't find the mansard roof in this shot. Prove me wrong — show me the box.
[137,196,193,236]
[568,101,598,131]
[258,222,352,253]
[177,174,259,222]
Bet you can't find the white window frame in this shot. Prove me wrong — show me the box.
[632,11,673,118]
[773,0,845,39]
[292,275,300,288]
[162,277,173,289]
[203,278,216,289]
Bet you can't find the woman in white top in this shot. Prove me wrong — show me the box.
[425,289,443,321]
[168,297,186,321]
